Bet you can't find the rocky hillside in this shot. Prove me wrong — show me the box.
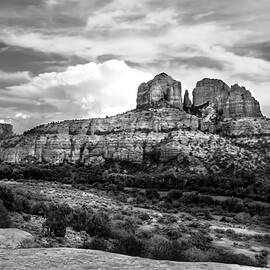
[0,73,269,176]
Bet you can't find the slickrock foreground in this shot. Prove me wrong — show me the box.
[0,248,267,270]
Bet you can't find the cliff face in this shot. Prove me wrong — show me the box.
[0,106,199,164]
[223,84,262,119]
[0,73,269,174]
[193,79,230,113]
[136,73,182,109]
[192,79,263,119]
[0,124,13,140]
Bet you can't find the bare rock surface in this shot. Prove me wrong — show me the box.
[137,73,182,109]
[0,73,269,166]
[192,79,263,119]
[0,248,267,270]
[0,228,34,249]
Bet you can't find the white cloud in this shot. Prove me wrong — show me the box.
[5,60,152,131]
[15,113,30,119]
[0,70,32,86]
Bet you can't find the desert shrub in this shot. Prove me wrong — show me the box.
[70,208,92,232]
[182,192,199,204]
[145,189,160,200]
[163,226,182,240]
[149,235,174,260]
[215,249,263,267]
[182,247,209,262]
[113,234,144,256]
[82,237,109,251]
[167,189,183,201]
[23,214,31,222]
[13,194,31,213]
[0,165,13,179]
[43,204,71,237]
[0,185,14,210]
[0,199,11,228]
[85,212,111,238]
[189,231,212,251]
[30,201,49,216]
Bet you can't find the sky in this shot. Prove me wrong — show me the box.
[0,0,270,133]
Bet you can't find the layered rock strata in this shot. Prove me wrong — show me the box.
[192,79,263,119]
[0,73,269,172]
[136,73,182,109]
[0,107,198,164]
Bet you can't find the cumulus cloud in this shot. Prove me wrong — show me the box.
[0,0,270,131]
[2,60,152,132]
[15,112,30,119]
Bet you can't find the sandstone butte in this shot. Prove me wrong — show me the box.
[0,248,268,270]
[0,73,269,171]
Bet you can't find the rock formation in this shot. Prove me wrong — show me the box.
[192,79,263,119]
[223,84,262,119]
[193,78,230,113]
[183,90,192,113]
[0,124,13,140]
[136,73,182,109]
[0,73,269,173]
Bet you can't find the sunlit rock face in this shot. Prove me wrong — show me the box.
[0,124,13,140]
[223,84,263,119]
[136,73,182,109]
[0,107,199,164]
[193,79,263,119]
[193,78,230,113]
[0,73,269,170]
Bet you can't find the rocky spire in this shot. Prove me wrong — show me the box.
[183,90,192,113]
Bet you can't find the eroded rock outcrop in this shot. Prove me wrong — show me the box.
[0,124,13,140]
[0,107,199,164]
[137,73,182,109]
[183,90,192,113]
[193,78,230,113]
[0,73,269,171]
[192,79,263,119]
[223,84,262,119]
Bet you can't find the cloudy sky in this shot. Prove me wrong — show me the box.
[0,0,270,133]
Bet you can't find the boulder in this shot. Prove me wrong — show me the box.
[0,228,34,249]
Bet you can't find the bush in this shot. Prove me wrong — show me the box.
[82,237,108,251]
[113,234,144,256]
[0,185,14,210]
[30,201,49,216]
[149,235,174,260]
[0,199,11,228]
[85,212,111,238]
[70,208,92,232]
[43,204,71,237]
[167,190,183,201]
[145,189,160,200]
[189,231,212,251]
